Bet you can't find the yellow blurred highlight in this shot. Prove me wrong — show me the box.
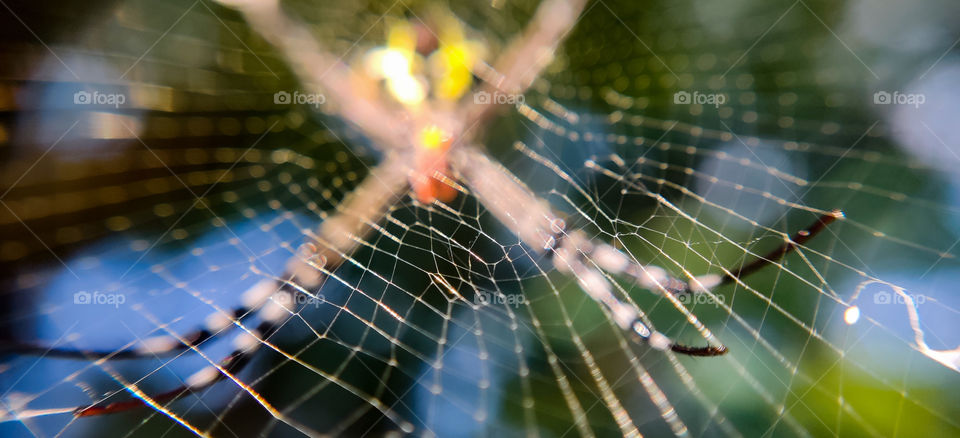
[419,125,449,150]
[386,20,417,61]
[430,15,483,100]
[431,42,477,100]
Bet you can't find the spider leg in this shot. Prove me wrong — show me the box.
[552,210,841,358]
[461,0,588,132]
[285,154,410,287]
[487,0,590,93]
[1,280,280,360]
[451,145,840,357]
[719,210,843,286]
[5,157,411,418]
[5,155,409,360]
[2,324,215,359]
[2,278,329,360]
[630,319,728,357]
[451,145,727,356]
[554,232,729,357]
[586,211,844,297]
[74,299,291,417]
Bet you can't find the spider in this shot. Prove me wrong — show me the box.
[3,0,841,420]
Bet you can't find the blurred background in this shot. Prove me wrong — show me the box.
[1,0,960,436]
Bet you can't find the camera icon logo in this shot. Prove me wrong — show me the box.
[74,291,91,304]
[873,91,891,104]
[873,291,891,304]
[474,292,491,306]
[674,91,691,104]
[274,91,291,104]
[474,91,491,105]
[74,91,91,104]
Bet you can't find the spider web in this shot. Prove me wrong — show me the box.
[2,0,960,436]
